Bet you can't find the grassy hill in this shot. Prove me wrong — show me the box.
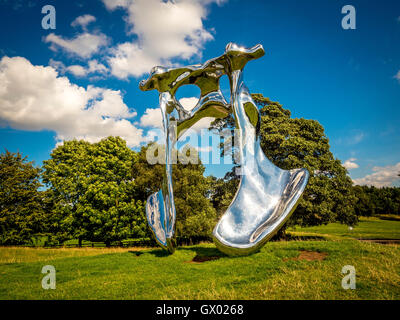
[0,217,399,300]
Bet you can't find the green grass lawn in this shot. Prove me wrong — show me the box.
[0,218,399,300]
[288,217,400,240]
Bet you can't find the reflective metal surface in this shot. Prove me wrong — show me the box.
[140,43,309,255]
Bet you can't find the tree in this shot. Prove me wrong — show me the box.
[208,169,240,218]
[353,185,375,216]
[0,150,46,245]
[353,185,400,216]
[132,144,217,241]
[210,94,357,229]
[42,137,147,246]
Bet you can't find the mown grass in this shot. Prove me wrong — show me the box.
[0,218,399,300]
[0,247,141,264]
[288,217,400,240]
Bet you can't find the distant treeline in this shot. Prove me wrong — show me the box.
[353,185,400,216]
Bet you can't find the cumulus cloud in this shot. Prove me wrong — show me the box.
[0,56,144,147]
[102,0,223,78]
[140,108,162,128]
[353,162,400,187]
[343,158,359,170]
[87,60,108,74]
[71,14,96,30]
[49,59,108,78]
[48,58,66,72]
[44,32,109,59]
[67,64,87,77]
[394,70,400,81]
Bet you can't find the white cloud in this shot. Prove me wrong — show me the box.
[44,32,109,59]
[140,108,162,128]
[108,42,159,79]
[103,0,222,78]
[0,56,144,147]
[353,162,400,187]
[71,14,96,30]
[88,59,108,74]
[67,64,87,77]
[394,70,400,81]
[49,59,108,78]
[343,158,359,170]
[102,0,131,10]
[48,58,66,73]
[179,97,199,110]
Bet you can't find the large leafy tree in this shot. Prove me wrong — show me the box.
[42,137,147,246]
[210,94,357,229]
[0,150,45,244]
[133,144,217,240]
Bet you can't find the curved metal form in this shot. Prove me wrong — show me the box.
[139,43,309,255]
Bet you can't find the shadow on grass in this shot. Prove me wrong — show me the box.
[138,248,171,257]
[284,234,327,241]
[128,251,144,257]
[180,246,226,258]
[136,245,230,262]
[180,246,233,263]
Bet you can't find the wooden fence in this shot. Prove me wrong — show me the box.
[20,236,213,248]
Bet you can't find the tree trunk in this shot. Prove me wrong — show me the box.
[78,238,82,248]
[272,227,288,241]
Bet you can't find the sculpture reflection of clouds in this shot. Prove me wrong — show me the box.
[146,191,167,247]
[140,43,309,255]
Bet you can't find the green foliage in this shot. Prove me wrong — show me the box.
[42,137,147,245]
[0,150,45,245]
[255,94,357,227]
[133,144,217,239]
[210,94,357,228]
[208,169,239,218]
[353,185,400,216]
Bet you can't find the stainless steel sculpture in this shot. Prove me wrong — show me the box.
[140,43,309,256]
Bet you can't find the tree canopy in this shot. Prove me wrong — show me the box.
[353,185,400,216]
[42,137,147,246]
[0,150,45,244]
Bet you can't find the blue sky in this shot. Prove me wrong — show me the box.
[0,0,399,187]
